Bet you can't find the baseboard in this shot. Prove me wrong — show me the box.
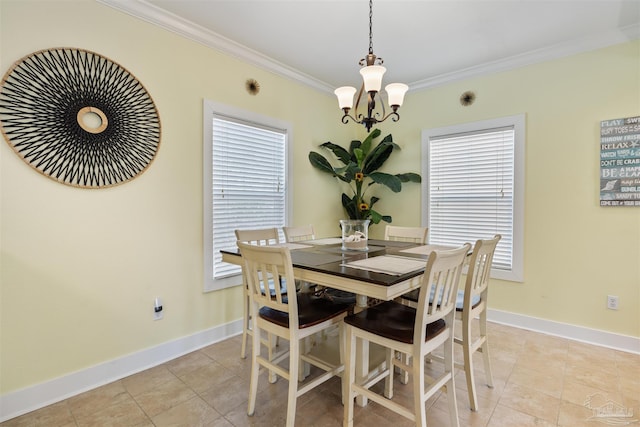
[0,320,243,423]
[2,311,639,422]
[487,308,640,354]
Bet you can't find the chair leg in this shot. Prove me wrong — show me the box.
[462,318,478,411]
[343,325,356,427]
[384,349,394,399]
[268,332,277,384]
[286,337,300,427]
[339,323,347,405]
[413,350,427,426]
[247,320,261,416]
[480,312,494,389]
[445,332,460,427]
[241,293,250,359]
[400,352,410,384]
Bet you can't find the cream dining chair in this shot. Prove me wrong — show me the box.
[234,228,282,360]
[283,224,315,242]
[239,242,352,427]
[401,234,502,411]
[384,225,429,244]
[342,244,470,427]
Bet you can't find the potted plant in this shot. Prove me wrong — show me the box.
[308,129,421,225]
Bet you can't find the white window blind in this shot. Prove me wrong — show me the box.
[428,128,514,270]
[423,115,524,282]
[203,100,290,291]
[211,117,286,280]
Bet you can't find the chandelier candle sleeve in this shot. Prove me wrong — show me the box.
[335,86,357,110]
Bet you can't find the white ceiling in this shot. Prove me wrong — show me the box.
[101,0,640,94]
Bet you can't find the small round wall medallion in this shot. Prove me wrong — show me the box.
[245,79,260,95]
[0,47,161,188]
[460,91,476,106]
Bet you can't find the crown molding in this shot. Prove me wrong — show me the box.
[410,23,640,92]
[96,0,334,94]
[97,0,639,95]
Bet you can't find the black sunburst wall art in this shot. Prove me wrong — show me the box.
[0,48,161,188]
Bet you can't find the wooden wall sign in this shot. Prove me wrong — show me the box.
[0,48,161,188]
[599,116,640,206]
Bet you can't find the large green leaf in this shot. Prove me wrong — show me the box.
[309,152,351,183]
[369,172,402,192]
[368,209,382,224]
[348,140,361,160]
[308,152,335,175]
[396,172,422,183]
[341,193,358,219]
[380,133,400,150]
[363,144,393,174]
[319,142,351,165]
[360,128,381,157]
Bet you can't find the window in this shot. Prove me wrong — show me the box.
[422,115,524,282]
[203,100,291,291]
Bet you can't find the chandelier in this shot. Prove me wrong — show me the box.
[334,0,408,132]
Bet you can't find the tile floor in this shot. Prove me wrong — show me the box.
[2,321,639,427]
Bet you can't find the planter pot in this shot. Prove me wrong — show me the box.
[340,219,370,251]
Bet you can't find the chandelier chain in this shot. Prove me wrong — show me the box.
[368,0,373,55]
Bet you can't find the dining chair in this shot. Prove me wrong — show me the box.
[384,225,429,244]
[342,244,470,427]
[401,234,502,411]
[234,228,282,360]
[283,224,315,242]
[238,242,352,427]
[283,224,316,294]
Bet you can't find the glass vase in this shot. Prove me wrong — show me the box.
[340,219,370,251]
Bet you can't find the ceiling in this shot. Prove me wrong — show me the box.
[102,0,639,94]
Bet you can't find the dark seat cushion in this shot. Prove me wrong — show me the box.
[402,288,481,311]
[343,301,446,344]
[259,293,353,329]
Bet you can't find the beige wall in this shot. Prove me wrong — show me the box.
[1,0,638,398]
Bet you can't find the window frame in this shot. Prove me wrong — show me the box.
[202,100,292,292]
[421,114,525,282]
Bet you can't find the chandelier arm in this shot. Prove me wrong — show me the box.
[375,111,400,124]
[340,112,363,126]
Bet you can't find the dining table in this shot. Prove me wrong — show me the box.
[220,237,455,406]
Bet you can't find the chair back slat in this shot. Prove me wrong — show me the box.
[384,225,428,244]
[235,228,279,246]
[415,243,470,342]
[465,234,501,307]
[283,225,315,242]
[238,242,298,327]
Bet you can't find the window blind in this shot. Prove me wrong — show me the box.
[211,116,286,280]
[428,127,514,271]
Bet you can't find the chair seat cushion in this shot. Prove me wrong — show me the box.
[259,293,353,329]
[343,301,446,344]
[402,288,481,311]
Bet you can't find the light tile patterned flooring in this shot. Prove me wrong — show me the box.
[2,321,639,426]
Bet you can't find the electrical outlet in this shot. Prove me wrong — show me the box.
[154,297,164,320]
[607,295,619,310]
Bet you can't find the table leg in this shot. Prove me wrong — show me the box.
[355,294,368,407]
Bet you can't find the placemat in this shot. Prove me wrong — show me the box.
[342,255,426,276]
[399,244,457,255]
